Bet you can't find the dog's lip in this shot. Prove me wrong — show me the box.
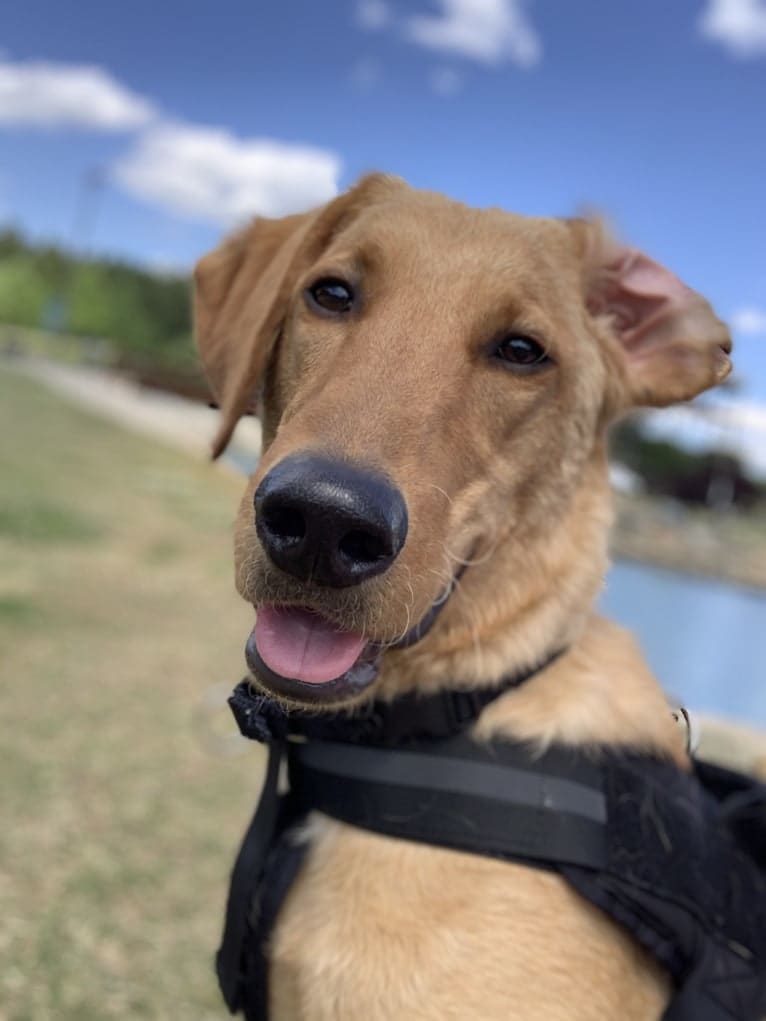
[245,625,381,706]
[245,562,467,706]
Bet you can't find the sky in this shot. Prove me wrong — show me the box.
[1,0,765,454]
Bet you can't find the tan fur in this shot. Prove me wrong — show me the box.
[195,176,732,1019]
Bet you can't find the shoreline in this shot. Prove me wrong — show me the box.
[612,493,766,591]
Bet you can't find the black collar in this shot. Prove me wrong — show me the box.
[228,647,565,747]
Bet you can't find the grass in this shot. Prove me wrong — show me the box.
[0,366,264,1020]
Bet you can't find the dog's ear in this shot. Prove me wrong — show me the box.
[194,210,313,456]
[194,173,399,457]
[570,221,732,411]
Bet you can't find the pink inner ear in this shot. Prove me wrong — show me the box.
[588,248,692,357]
[584,236,731,408]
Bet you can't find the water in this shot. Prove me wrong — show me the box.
[223,446,259,477]
[602,561,766,726]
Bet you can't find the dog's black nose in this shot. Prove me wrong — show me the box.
[254,453,408,588]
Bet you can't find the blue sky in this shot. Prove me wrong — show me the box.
[2,0,765,424]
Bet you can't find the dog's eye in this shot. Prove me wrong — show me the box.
[307,278,354,314]
[494,335,550,370]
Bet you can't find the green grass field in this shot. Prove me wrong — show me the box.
[0,367,263,1020]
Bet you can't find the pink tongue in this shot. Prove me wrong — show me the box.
[254,606,366,684]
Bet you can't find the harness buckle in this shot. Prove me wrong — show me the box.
[229,680,289,743]
[671,706,699,755]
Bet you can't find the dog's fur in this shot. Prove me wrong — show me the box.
[195,175,732,1020]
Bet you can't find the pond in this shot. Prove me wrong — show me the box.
[602,560,766,727]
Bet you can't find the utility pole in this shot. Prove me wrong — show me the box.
[44,167,106,333]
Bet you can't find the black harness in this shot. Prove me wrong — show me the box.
[216,671,766,1021]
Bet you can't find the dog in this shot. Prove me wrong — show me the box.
[194,174,733,1020]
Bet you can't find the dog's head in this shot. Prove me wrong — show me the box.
[195,175,731,708]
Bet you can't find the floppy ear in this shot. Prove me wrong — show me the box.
[194,173,398,457]
[572,222,732,410]
[194,210,314,456]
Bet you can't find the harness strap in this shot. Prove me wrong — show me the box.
[288,736,607,870]
[217,739,285,1013]
[231,811,309,1019]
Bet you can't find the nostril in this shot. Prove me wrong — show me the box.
[254,454,407,587]
[339,529,390,565]
[262,506,306,543]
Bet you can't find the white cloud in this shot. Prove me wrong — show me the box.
[428,67,464,95]
[404,0,541,67]
[356,0,391,30]
[731,305,766,335]
[0,55,156,130]
[114,121,342,226]
[698,0,766,58]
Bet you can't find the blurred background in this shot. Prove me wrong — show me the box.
[1,0,764,1017]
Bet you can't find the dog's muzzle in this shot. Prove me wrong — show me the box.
[247,453,412,703]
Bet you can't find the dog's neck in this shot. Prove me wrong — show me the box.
[379,451,687,766]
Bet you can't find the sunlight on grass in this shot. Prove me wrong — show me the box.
[0,367,261,1020]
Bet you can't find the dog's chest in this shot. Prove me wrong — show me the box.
[268,817,668,1021]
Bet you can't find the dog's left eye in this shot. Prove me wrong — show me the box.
[494,335,550,369]
[307,278,354,314]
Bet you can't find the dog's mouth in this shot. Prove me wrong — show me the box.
[245,568,464,707]
[245,605,382,706]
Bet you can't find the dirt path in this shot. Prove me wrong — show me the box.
[17,357,262,469]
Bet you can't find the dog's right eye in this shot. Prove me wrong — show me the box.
[493,335,550,371]
[306,278,354,315]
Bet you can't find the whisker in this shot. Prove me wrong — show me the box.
[441,537,499,568]
[428,483,454,507]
